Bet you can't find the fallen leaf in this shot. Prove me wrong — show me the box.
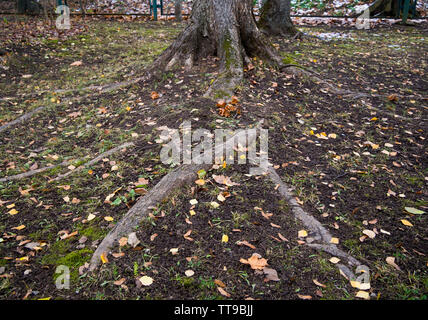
[212,175,240,187]
[127,232,140,248]
[217,287,231,297]
[404,207,425,215]
[401,219,413,227]
[263,267,280,282]
[330,237,339,244]
[362,229,376,239]
[298,230,308,238]
[100,252,109,264]
[236,240,256,249]
[221,234,229,243]
[297,294,312,300]
[386,256,401,271]
[118,237,128,247]
[139,276,153,286]
[70,60,83,66]
[184,270,195,277]
[104,216,114,222]
[114,278,126,286]
[355,291,370,300]
[313,279,326,288]
[240,253,268,270]
[329,257,340,264]
[150,91,159,100]
[214,279,226,288]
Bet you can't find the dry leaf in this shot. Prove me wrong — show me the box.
[236,240,256,250]
[401,219,413,227]
[139,276,154,286]
[214,279,226,288]
[362,229,376,239]
[217,287,231,297]
[240,253,268,270]
[313,279,326,288]
[184,270,195,277]
[386,256,401,271]
[118,237,128,247]
[298,230,308,238]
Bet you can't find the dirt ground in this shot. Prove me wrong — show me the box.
[0,15,427,300]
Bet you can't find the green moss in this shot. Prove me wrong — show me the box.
[280,52,298,65]
[78,226,107,241]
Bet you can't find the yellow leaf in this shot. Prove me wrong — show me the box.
[100,252,108,264]
[104,216,114,222]
[210,201,220,209]
[12,225,25,230]
[8,208,18,215]
[195,179,205,186]
[6,203,15,209]
[298,230,308,238]
[401,219,413,227]
[221,234,229,243]
[330,237,339,244]
[217,194,226,202]
[189,210,196,216]
[329,257,340,264]
[356,291,370,300]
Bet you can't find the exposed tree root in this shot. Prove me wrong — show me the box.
[0,74,150,135]
[0,142,139,183]
[0,159,76,183]
[51,142,136,182]
[89,122,262,271]
[0,106,46,135]
[266,165,363,279]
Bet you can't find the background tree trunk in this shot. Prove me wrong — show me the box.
[175,0,182,21]
[152,0,283,98]
[258,0,297,36]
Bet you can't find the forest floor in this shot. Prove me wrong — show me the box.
[0,16,427,300]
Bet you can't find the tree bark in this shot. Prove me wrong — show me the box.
[150,0,283,98]
[258,0,297,37]
[175,0,182,21]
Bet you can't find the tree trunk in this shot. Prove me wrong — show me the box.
[175,0,182,21]
[368,0,398,17]
[258,0,297,37]
[151,0,283,98]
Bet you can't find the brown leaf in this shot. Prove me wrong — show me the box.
[236,240,256,250]
[114,278,126,286]
[212,175,240,187]
[263,267,280,282]
[240,253,268,270]
[217,287,231,297]
[214,279,226,288]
